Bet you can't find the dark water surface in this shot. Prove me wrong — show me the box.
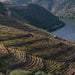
[52,19,75,41]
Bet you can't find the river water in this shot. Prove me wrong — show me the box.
[52,19,75,41]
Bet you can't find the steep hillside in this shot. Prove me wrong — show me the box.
[9,4,65,32]
[0,2,75,75]
[3,0,75,19]
[0,2,7,15]
[0,2,65,32]
[0,15,75,75]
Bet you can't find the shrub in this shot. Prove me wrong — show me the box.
[0,72,5,75]
[10,69,32,75]
[6,70,11,75]
[35,71,53,75]
[55,71,62,75]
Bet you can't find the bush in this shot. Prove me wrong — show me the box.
[6,70,11,75]
[0,72,5,75]
[10,69,32,75]
[55,71,62,75]
[35,71,43,75]
[35,71,53,75]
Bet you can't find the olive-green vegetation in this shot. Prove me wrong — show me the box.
[2,69,54,75]
[10,70,32,75]
[0,72,5,75]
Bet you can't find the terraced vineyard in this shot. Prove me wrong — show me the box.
[0,43,9,58]
[64,62,75,75]
[20,55,43,72]
[28,42,69,58]
[0,15,75,75]
[0,46,26,72]
[44,60,65,73]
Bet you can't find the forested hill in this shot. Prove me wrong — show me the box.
[2,0,75,19]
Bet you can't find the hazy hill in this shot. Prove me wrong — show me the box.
[3,0,75,19]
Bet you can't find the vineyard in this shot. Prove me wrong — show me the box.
[0,16,75,75]
[0,43,9,58]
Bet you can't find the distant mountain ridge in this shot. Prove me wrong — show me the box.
[2,0,75,19]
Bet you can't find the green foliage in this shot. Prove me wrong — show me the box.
[10,69,32,75]
[0,72,5,75]
[7,70,54,75]
[35,71,44,75]
[55,71,62,75]
[35,71,53,75]
[6,70,11,75]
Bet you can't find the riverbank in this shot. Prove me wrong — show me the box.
[47,21,65,32]
[52,19,75,41]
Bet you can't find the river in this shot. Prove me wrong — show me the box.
[52,19,75,41]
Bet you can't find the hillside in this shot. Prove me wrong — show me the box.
[0,1,75,75]
[0,2,7,15]
[10,4,65,32]
[2,3,64,32]
[3,0,75,19]
[0,14,75,75]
